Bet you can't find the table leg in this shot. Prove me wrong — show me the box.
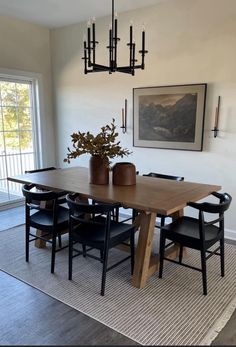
[170,209,183,220]
[131,209,185,289]
[35,230,46,248]
[132,211,156,288]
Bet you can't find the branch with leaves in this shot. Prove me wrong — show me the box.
[64,118,131,164]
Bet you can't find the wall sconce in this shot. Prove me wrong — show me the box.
[120,99,127,133]
[211,96,221,138]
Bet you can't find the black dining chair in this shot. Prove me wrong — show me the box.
[143,172,184,228]
[159,191,232,295]
[66,193,135,296]
[22,184,69,273]
[25,167,69,247]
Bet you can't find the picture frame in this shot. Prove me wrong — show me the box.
[133,83,207,151]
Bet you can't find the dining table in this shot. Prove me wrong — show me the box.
[8,166,221,289]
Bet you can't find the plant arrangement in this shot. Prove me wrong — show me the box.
[64,118,131,165]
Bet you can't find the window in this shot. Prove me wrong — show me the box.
[0,76,40,207]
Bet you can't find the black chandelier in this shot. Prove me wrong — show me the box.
[83,0,148,75]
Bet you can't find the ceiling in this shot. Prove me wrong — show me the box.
[0,0,163,28]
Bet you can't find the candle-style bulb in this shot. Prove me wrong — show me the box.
[130,20,134,26]
[115,12,118,19]
[87,19,91,27]
[83,34,86,42]
[142,22,146,31]
[92,17,96,23]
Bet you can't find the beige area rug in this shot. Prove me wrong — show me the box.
[1,225,236,346]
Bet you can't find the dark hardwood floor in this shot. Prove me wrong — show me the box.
[0,271,138,345]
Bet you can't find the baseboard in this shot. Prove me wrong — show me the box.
[225,229,236,241]
[0,199,24,211]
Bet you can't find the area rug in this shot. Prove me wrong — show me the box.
[1,225,236,346]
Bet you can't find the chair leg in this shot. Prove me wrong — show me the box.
[132,209,137,223]
[82,244,86,257]
[101,247,109,296]
[200,249,207,295]
[51,232,57,274]
[159,232,166,278]
[100,250,104,263]
[179,245,183,264]
[25,223,30,262]
[68,236,73,280]
[130,230,135,275]
[220,238,225,277]
[58,233,62,248]
[115,206,119,222]
[160,216,165,228]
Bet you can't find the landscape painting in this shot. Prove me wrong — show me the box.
[133,84,207,151]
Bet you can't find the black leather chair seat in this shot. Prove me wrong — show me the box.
[162,216,220,249]
[72,220,133,249]
[30,206,69,232]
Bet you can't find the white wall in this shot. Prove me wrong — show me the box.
[0,15,55,166]
[51,0,236,234]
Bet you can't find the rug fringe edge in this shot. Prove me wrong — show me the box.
[200,295,236,345]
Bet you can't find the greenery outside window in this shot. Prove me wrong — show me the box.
[0,76,40,206]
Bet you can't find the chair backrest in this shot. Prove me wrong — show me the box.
[188,192,232,239]
[22,184,59,202]
[188,192,232,215]
[66,193,117,216]
[66,194,117,234]
[25,167,56,174]
[22,184,64,228]
[143,172,184,181]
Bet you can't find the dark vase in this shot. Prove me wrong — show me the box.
[89,155,109,185]
[112,162,136,186]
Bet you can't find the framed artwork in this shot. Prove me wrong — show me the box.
[133,83,207,151]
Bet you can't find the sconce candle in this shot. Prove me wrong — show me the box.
[214,96,221,129]
[125,98,127,130]
[121,99,127,133]
[212,96,221,138]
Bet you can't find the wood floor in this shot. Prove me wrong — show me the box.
[1,206,236,345]
[0,271,138,345]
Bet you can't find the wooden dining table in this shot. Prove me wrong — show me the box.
[8,166,221,289]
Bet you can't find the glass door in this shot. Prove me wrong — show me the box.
[0,78,39,207]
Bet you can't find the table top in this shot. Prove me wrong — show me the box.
[8,166,221,215]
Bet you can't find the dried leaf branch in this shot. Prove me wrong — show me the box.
[64,118,131,164]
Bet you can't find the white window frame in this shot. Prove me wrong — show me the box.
[0,67,44,169]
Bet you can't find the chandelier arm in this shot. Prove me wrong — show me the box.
[109,29,113,73]
[90,63,110,70]
[132,43,136,75]
[87,25,92,67]
[141,30,146,69]
[83,41,88,74]
[92,22,96,65]
[129,25,133,70]
[111,0,114,70]
[117,64,143,72]
[114,18,118,69]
